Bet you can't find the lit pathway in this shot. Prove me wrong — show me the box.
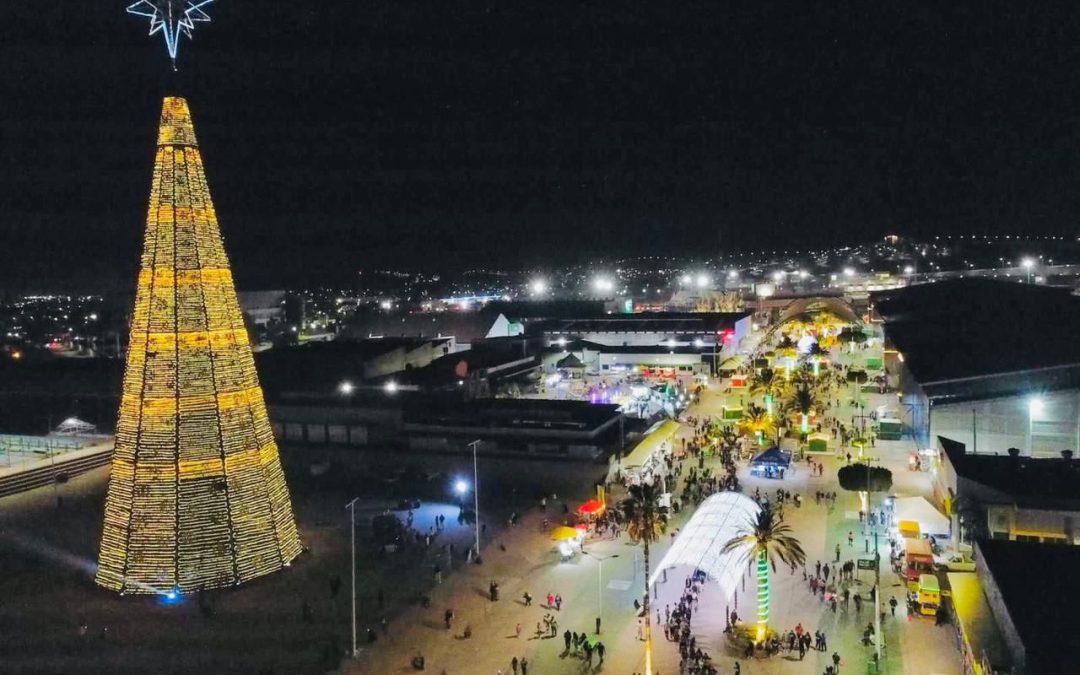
[348,343,964,674]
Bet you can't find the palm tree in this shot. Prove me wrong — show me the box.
[621,480,667,675]
[721,505,806,641]
[739,403,775,446]
[788,383,817,434]
[749,368,784,416]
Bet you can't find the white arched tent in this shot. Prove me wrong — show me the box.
[649,492,761,602]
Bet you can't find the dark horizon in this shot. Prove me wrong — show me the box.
[4,3,1080,291]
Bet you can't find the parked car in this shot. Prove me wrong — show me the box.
[933,552,976,572]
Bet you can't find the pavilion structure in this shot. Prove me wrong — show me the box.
[96,97,302,594]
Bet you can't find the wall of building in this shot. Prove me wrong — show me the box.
[931,390,1080,458]
[986,505,1079,544]
[362,339,455,380]
[973,542,1028,673]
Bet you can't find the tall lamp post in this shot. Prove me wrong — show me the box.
[345,497,359,657]
[468,439,481,559]
[1022,257,1035,283]
[582,551,619,634]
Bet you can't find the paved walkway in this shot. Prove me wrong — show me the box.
[348,368,964,675]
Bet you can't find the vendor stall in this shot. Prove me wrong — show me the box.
[877,417,903,440]
[807,432,830,454]
[621,419,679,483]
[722,405,744,421]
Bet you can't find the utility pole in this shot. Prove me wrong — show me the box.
[469,439,481,559]
[345,497,359,657]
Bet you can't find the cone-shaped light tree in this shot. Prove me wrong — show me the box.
[96,97,303,595]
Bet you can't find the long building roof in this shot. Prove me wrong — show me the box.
[873,278,1080,389]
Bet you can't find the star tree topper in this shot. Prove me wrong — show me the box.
[127,0,214,67]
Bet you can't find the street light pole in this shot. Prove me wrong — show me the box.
[345,497,359,657]
[469,439,481,559]
[583,552,619,633]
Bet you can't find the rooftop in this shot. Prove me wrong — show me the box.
[940,436,1080,506]
[873,278,1080,389]
[976,539,1080,674]
[535,312,750,335]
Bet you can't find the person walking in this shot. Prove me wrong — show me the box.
[889,596,898,616]
[511,656,519,674]
[563,629,572,651]
[597,642,606,664]
[832,651,841,671]
[521,657,528,675]
[515,623,522,638]
[835,543,841,562]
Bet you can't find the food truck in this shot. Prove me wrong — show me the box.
[902,538,935,590]
[916,574,941,616]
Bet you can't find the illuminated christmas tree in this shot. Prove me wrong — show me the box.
[97,97,302,594]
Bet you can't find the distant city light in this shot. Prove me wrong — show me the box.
[843,267,855,277]
[798,270,808,279]
[593,277,614,293]
[695,274,710,288]
[454,479,468,495]
[384,380,399,394]
[338,381,354,395]
[772,271,785,282]
[379,300,392,310]
[903,266,914,275]
[530,279,548,296]
[1021,257,1035,270]
[727,270,739,279]
[680,274,692,285]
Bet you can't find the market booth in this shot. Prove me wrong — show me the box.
[730,374,748,389]
[621,419,679,483]
[877,417,903,440]
[576,499,605,520]
[551,525,585,560]
[749,447,792,479]
[807,432,830,454]
[721,405,743,421]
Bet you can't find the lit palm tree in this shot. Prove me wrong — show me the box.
[749,368,784,416]
[721,505,806,641]
[739,403,775,446]
[621,480,667,675]
[788,383,817,434]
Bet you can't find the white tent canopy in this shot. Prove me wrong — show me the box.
[52,417,97,436]
[649,492,761,603]
[893,496,950,535]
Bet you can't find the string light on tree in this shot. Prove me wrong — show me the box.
[96,98,302,595]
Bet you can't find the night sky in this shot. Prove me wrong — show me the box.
[3,3,1080,290]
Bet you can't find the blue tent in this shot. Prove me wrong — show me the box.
[750,447,792,478]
